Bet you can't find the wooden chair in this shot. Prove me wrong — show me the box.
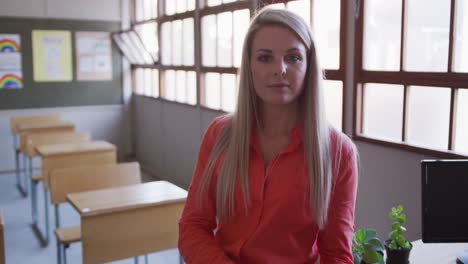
[49,162,141,264]
[0,209,4,264]
[9,114,61,197]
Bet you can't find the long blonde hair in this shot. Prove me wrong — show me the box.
[197,8,340,229]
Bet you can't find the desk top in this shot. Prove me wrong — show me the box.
[35,141,115,157]
[67,181,188,217]
[410,239,468,263]
[16,121,74,133]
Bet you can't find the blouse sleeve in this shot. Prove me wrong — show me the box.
[317,135,358,264]
[178,116,235,264]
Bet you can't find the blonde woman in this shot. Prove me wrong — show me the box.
[179,7,358,264]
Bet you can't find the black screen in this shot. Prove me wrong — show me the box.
[422,160,468,242]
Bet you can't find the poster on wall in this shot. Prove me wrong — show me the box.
[32,30,72,82]
[0,34,23,89]
[76,31,112,81]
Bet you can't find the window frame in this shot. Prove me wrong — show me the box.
[353,0,468,158]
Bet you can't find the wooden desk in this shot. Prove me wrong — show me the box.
[0,209,5,264]
[410,239,468,263]
[36,141,116,189]
[67,181,187,264]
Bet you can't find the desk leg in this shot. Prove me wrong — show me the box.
[30,187,50,247]
[13,136,28,197]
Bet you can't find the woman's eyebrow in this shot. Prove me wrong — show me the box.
[255,49,272,53]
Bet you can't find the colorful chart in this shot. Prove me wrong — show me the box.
[0,39,21,52]
[0,71,22,89]
[0,34,22,89]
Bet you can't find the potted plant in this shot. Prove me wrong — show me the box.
[385,205,412,264]
[352,228,385,264]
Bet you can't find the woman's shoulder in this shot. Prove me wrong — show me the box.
[328,125,357,159]
[203,114,233,141]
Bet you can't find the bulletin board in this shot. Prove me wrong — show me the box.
[0,17,123,109]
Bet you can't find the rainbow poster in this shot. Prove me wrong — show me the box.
[0,70,23,89]
[0,34,21,53]
[0,34,22,89]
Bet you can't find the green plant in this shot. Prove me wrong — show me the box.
[387,205,411,250]
[352,228,384,264]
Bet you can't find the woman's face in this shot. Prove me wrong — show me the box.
[250,25,308,107]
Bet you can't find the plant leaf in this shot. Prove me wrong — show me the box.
[362,249,380,263]
[355,229,365,243]
[367,238,384,252]
[353,252,362,264]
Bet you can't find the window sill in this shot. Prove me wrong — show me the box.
[353,134,468,159]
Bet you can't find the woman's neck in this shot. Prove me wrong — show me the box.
[259,102,300,138]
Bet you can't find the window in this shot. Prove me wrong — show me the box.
[200,1,250,112]
[126,0,346,132]
[356,0,468,156]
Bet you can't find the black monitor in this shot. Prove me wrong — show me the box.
[422,159,468,263]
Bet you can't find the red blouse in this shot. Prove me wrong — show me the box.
[178,115,358,264]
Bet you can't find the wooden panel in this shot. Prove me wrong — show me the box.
[9,114,61,133]
[81,202,185,264]
[42,150,116,189]
[36,141,115,157]
[67,181,187,216]
[0,209,4,264]
[24,131,91,157]
[49,162,141,204]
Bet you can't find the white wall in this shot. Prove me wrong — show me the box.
[131,0,439,242]
[0,0,121,21]
[0,0,132,171]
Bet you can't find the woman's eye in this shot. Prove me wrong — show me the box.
[286,54,302,63]
[257,55,271,63]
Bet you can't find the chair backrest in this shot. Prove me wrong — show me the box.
[49,162,141,205]
[23,131,91,157]
[0,209,5,264]
[10,114,61,134]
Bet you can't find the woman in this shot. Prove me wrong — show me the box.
[178,7,358,264]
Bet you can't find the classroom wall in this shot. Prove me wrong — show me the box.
[0,0,133,171]
[131,0,441,242]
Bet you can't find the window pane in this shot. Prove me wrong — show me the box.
[183,18,195,66]
[404,0,450,72]
[187,0,195,11]
[144,68,153,96]
[161,22,172,65]
[233,9,250,68]
[164,70,176,100]
[135,22,158,60]
[323,80,343,131]
[202,15,217,66]
[172,20,183,66]
[153,69,159,97]
[455,89,468,153]
[143,0,152,20]
[176,0,186,13]
[221,74,237,112]
[205,73,221,109]
[187,71,197,105]
[217,12,233,67]
[407,86,451,150]
[176,70,186,103]
[135,0,144,21]
[453,0,468,73]
[287,0,310,26]
[363,0,402,71]
[207,0,222,7]
[151,0,158,18]
[166,0,176,15]
[135,68,144,94]
[268,3,285,9]
[363,83,403,141]
[223,0,236,3]
[313,0,340,70]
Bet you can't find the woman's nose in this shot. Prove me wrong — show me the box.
[273,59,287,77]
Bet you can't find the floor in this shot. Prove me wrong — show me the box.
[0,170,181,264]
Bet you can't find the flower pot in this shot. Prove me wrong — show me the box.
[384,240,412,264]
